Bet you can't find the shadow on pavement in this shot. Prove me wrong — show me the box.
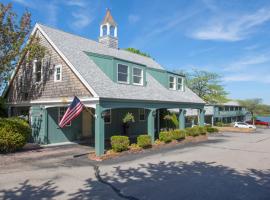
[69,161,270,200]
[1,161,269,200]
[0,180,64,200]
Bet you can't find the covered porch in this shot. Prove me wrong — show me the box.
[94,99,205,156]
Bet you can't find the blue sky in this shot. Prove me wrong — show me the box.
[5,0,270,104]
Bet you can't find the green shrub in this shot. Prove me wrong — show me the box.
[110,136,130,152]
[171,129,186,140]
[137,135,152,148]
[0,117,31,153]
[159,131,172,143]
[206,127,219,133]
[216,122,224,127]
[185,127,199,137]
[197,126,207,135]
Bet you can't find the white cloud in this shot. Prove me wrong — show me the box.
[46,2,58,27]
[224,54,270,72]
[71,12,93,29]
[191,8,270,41]
[12,0,35,8]
[129,8,201,47]
[224,73,270,83]
[128,14,140,23]
[65,0,87,7]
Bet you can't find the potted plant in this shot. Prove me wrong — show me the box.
[122,112,135,135]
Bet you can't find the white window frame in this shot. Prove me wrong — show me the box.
[54,64,62,82]
[177,77,184,91]
[132,67,143,86]
[58,107,71,127]
[169,76,176,90]
[33,59,43,83]
[104,109,112,124]
[139,108,146,121]
[117,64,129,84]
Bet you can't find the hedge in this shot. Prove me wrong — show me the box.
[110,135,130,152]
[159,129,185,143]
[0,117,31,153]
[171,129,186,140]
[137,135,152,148]
[185,126,207,137]
[159,131,173,143]
[206,127,219,133]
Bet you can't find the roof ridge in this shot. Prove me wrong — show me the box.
[36,23,160,65]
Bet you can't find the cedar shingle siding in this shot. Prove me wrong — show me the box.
[7,30,92,104]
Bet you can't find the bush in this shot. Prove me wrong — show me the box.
[216,122,223,127]
[185,126,206,137]
[159,131,173,143]
[137,135,152,148]
[206,127,219,133]
[197,126,207,135]
[185,127,199,137]
[110,136,130,152]
[171,129,186,140]
[0,117,31,153]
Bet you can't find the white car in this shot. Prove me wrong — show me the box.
[233,122,256,129]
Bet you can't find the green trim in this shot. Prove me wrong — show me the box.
[147,109,155,143]
[99,98,205,110]
[179,109,185,129]
[95,104,105,156]
[85,51,147,67]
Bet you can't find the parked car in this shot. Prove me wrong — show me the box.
[234,122,256,129]
[246,120,269,126]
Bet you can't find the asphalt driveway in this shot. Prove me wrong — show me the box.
[0,129,270,200]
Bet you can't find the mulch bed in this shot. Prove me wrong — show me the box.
[89,135,208,161]
[216,127,256,133]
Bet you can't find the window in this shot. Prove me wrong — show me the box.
[54,65,62,82]
[169,76,176,90]
[177,77,184,91]
[104,109,111,124]
[117,64,129,83]
[58,107,71,127]
[102,25,107,36]
[110,26,115,36]
[133,67,143,85]
[34,60,42,83]
[139,108,146,121]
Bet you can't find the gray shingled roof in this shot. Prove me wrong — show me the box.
[39,24,204,104]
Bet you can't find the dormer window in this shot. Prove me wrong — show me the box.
[169,76,176,90]
[132,67,143,85]
[177,77,184,91]
[117,64,129,83]
[33,59,42,83]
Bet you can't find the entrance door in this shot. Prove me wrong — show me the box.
[82,109,92,138]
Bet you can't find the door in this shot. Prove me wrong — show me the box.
[82,109,92,138]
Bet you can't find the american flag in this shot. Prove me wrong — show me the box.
[59,96,84,128]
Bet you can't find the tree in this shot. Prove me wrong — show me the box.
[185,69,228,104]
[125,48,151,58]
[238,98,270,124]
[0,3,45,91]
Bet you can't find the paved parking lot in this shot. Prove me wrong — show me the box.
[0,129,270,200]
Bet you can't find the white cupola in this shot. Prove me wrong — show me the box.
[99,9,118,49]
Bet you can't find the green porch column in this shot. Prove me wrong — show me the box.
[199,109,205,126]
[179,109,186,130]
[95,104,105,156]
[147,109,156,143]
